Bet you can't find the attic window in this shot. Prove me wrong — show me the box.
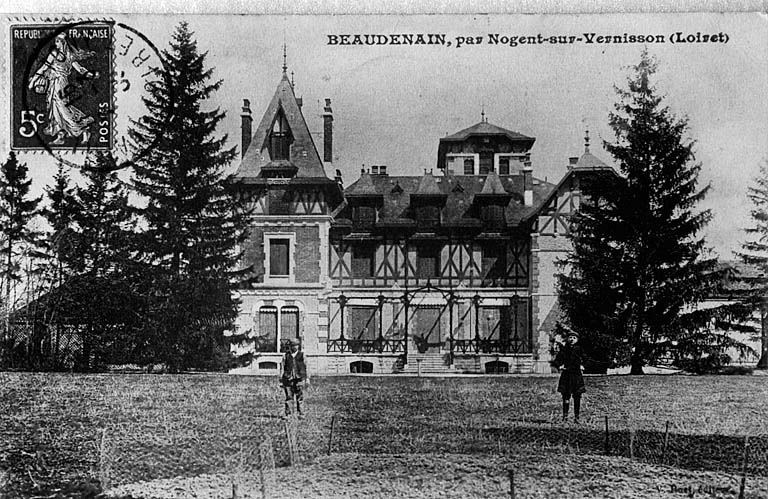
[269,110,293,161]
[391,182,403,194]
[452,182,464,193]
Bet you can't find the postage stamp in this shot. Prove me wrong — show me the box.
[10,22,114,150]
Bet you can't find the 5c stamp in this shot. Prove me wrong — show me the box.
[11,22,114,150]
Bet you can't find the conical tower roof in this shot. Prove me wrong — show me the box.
[233,72,327,180]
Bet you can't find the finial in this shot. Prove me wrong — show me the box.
[584,129,590,153]
[481,103,486,123]
[282,43,287,73]
[291,71,295,88]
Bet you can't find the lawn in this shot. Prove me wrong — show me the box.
[1,372,767,498]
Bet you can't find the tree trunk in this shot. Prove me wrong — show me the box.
[757,306,768,370]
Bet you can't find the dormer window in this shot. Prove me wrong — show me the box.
[352,205,377,227]
[270,110,292,160]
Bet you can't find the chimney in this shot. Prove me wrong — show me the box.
[323,98,333,163]
[371,165,379,175]
[335,169,343,188]
[297,96,303,109]
[241,99,252,159]
[379,165,387,176]
[568,157,579,170]
[523,161,533,206]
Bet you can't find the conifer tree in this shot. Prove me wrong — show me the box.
[128,22,244,371]
[736,161,768,369]
[0,152,41,331]
[67,152,138,368]
[558,50,745,374]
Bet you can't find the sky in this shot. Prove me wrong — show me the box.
[1,12,766,259]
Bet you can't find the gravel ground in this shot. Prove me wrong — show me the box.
[106,452,768,499]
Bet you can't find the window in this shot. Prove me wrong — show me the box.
[415,205,441,227]
[483,243,507,281]
[269,111,292,160]
[351,245,375,277]
[280,306,300,351]
[352,205,377,226]
[348,306,379,340]
[479,153,493,174]
[463,157,475,175]
[417,245,441,278]
[269,238,290,277]
[498,156,510,175]
[257,307,278,352]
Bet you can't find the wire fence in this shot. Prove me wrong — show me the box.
[99,411,768,498]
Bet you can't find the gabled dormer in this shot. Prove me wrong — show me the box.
[345,170,383,230]
[473,171,512,229]
[410,171,447,228]
[437,117,535,176]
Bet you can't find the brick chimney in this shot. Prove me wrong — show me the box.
[523,161,533,206]
[568,157,578,170]
[323,98,333,163]
[241,99,252,159]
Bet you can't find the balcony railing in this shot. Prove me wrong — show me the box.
[452,338,531,354]
[327,338,406,354]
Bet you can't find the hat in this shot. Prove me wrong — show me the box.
[287,338,300,346]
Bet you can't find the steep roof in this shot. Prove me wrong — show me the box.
[477,171,509,196]
[233,72,327,180]
[575,151,609,170]
[345,171,380,197]
[442,121,535,143]
[341,173,555,228]
[413,172,445,197]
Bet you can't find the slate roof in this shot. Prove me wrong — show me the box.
[340,173,555,228]
[442,121,535,143]
[574,151,609,170]
[232,72,328,181]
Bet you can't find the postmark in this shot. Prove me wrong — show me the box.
[9,20,172,170]
[11,22,114,150]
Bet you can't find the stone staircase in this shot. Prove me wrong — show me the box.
[398,352,455,375]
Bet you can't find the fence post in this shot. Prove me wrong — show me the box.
[739,435,749,499]
[604,415,610,456]
[327,414,336,456]
[99,427,109,492]
[508,469,515,499]
[662,421,670,465]
[284,419,296,467]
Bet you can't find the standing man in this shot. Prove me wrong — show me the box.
[551,329,586,423]
[281,338,307,419]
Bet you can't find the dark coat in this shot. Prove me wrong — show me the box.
[281,351,307,383]
[553,344,586,397]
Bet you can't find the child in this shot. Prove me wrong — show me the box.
[281,339,307,419]
[551,329,586,423]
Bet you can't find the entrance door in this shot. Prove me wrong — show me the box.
[414,306,443,353]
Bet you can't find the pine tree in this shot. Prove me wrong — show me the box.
[68,152,138,368]
[128,22,244,371]
[0,152,41,332]
[558,50,744,374]
[735,161,768,369]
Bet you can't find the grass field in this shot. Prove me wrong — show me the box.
[1,372,768,498]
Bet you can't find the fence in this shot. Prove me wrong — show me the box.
[99,411,768,498]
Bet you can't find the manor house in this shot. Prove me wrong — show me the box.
[229,65,614,375]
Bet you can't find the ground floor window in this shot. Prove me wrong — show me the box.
[257,307,278,352]
[348,306,380,340]
[254,304,302,353]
